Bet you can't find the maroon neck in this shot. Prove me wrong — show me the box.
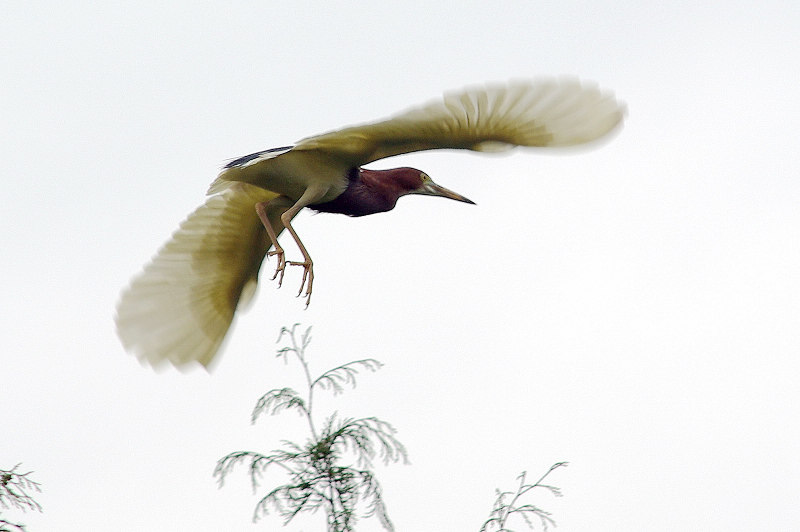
[309,168,414,217]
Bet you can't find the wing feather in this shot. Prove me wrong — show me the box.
[115,183,280,369]
[294,78,624,164]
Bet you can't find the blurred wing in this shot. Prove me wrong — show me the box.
[294,78,625,165]
[115,183,280,369]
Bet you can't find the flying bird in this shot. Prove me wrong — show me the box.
[116,78,625,368]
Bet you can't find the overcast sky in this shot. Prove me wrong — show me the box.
[3,1,799,530]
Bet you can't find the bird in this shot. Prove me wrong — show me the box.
[116,77,625,369]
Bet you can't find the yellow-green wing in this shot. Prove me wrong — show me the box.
[294,78,625,165]
[115,183,280,369]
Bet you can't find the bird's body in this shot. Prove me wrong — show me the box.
[116,78,625,368]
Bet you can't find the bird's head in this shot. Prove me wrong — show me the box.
[388,167,475,205]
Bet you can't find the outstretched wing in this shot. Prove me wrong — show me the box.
[115,183,280,368]
[294,78,625,165]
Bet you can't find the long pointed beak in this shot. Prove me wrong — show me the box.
[414,180,476,205]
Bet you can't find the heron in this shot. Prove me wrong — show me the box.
[116,78,625,368]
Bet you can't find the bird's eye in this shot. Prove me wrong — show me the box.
[420,172,430,182]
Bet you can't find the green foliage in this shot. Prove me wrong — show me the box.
[215,325,407,532]
[480,463,568,532]
[0,464,42,532]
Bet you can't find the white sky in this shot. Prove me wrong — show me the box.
[3,1,799,530]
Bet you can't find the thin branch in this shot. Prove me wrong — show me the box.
[251,387,308,423]
[0,465,42,514]
[480,463,568,532]
[0,517,29,532]
[313,359,383,396]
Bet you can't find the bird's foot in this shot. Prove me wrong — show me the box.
[268,247,287,287]
[287,260,314,307]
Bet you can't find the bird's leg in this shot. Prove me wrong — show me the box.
[255,186,328,306]
[255,199,291,287]
[282,215,314,305]
[278,186,329,306]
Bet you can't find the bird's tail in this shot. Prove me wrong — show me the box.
[115,183,281,369]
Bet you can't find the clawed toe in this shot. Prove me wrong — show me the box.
[268,247,287,287]
[288,260,314,307]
